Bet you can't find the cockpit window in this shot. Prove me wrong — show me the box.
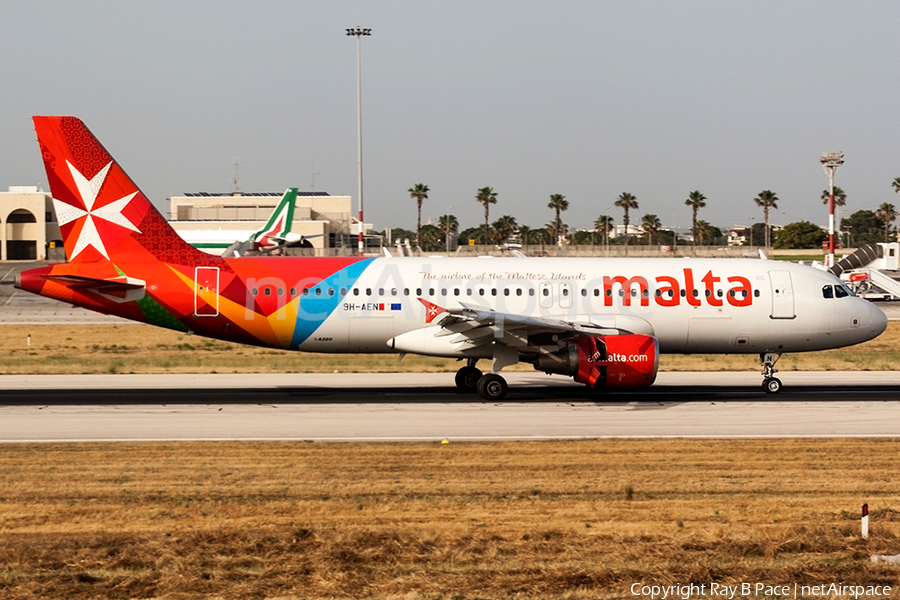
[822,285,834,299]
[834,284,850,298]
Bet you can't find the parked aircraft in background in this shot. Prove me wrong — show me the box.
[176,188,318,256]
[18,117,887,398]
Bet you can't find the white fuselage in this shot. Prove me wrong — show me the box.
[294,257,886,358]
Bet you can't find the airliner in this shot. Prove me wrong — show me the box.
[17,117,887,399]
[176,187,317,256]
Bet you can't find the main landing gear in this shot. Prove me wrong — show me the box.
[455,360,508,400]
[760,352,782,394]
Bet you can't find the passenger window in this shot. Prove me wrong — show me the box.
[290,288,296,296]
[264,288,271,296]
[366,288,371,295]
[542,288,549,297]
[479,289,485,296]
[594,289,600,297]
[503,289,510,296]
[315,288,322,296]
[328,288,335,296]
[353,288,359,296]
[277,288,284,296]
[252,288,258,296]
[562,288,569,297]
[516,289,523,296]
[491,289,497,296]
[529,289,535,296]
[391,288,397,296]
[441,289,447,296]
[754,289,760,297]
[454,289,460,296]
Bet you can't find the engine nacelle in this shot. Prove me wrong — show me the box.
[533,334,659,389]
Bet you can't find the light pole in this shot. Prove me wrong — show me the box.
[347,26,371,255]
[820,151,844,268]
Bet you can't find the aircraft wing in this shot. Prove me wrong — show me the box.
[395,299,655,371]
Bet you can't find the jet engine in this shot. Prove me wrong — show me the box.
[533,334,659,389]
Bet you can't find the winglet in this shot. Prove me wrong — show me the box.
[417,297,447,324]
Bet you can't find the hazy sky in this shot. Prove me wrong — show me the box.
[2,1,899,234]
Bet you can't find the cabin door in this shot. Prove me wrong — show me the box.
[194,266,220,317]
[768,270,795,319]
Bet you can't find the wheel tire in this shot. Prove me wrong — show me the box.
[455,366,483,393]
[763,377,782,394]
[476,373,508,400]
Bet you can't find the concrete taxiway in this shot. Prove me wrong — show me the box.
[0,372,898,442]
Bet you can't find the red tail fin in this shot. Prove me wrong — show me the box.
[33,116,216,266]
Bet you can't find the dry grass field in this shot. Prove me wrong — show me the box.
[0,321,898,375]
[0,439,898,599]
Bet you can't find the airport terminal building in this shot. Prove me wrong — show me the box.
[0,187,62,261]
[167,191,360,253]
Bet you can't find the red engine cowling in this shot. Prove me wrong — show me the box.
[534,334,659,389]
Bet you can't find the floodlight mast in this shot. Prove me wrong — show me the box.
[820,151,844,268]
[347,26,371,255]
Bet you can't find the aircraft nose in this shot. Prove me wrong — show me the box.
[867,300,888,338]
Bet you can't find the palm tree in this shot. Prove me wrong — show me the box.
[641,214,662,247]
[438,214,458,251]
[547,194,569,247]
[684,190,707,248]
[876,202,897,243]
[475,187,498,245]
[418,224,441,252]
[892,177,900,195]
[614,192,639,253]
[820,186,846,207]
[408,183,429,250]
[517,225,532,250]
[594,215,614,248]
[753,190,779,248]
[694,220,715,245]
[491,215,518,246]
[546,220,569,246]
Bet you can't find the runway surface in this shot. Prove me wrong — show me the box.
[0,372,898,441]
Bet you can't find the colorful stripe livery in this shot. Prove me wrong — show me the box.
[22,117,372,349]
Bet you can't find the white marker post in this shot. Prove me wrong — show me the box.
[862,503,869,539]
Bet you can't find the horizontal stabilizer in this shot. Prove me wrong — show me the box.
[44,274,146,302]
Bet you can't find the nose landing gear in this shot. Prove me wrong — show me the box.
[760,352,782,394]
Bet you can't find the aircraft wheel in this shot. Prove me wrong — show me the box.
[455,366,483,393]
[763,377,782,394]
[476,373,508,400]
